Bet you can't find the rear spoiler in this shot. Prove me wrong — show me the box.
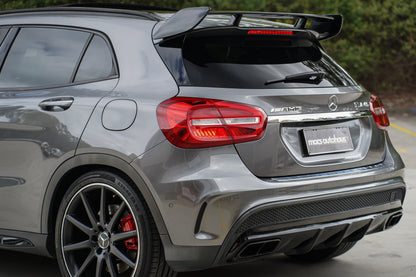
[153,7,342,41]
[153,7,211,40]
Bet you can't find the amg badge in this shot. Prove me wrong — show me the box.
[271,106,302,113]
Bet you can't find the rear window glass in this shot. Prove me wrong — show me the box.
[0,28,89,88]
[157,32,357,89]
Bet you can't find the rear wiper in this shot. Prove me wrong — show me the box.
[265,71,326,86]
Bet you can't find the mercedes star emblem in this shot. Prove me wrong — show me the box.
[328,95,338,111]
[98,232,110,249]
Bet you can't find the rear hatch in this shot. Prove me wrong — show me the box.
[154,12,386,177]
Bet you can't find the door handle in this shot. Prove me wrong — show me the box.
[39,97,74,112]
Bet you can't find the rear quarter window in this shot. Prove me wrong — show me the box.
[74,35,117,83]
[0,27,9,46]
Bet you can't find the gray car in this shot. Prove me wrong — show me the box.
[0,4,405,277]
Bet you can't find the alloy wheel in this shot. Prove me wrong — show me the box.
[61,183,140,277]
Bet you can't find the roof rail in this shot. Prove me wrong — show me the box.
[154,9,343,41]
[61,3,177,12]
[0,6,161,21]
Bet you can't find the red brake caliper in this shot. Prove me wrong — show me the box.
[121,214,138,250]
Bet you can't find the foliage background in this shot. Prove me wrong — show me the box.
[0,0,415,96]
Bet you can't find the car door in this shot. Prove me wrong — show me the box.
[0,26,118,232]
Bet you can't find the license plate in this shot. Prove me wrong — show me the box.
[303,127,354,156]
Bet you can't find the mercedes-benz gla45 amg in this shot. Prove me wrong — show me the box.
[0,5,405,277]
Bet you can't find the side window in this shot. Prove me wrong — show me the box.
[75,35,116,82]
[0,27,9,46]
[0,27,89,88]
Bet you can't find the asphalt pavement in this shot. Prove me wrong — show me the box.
[0,115,415,277]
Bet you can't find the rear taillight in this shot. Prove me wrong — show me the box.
[157,97,267,148]
[369,94,389,130]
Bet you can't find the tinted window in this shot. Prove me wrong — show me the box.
[157,34,357,89]
[75,35,116,82]
[0,28,89,88]
[0,27,9,46]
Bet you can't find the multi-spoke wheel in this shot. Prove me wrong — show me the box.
[55,171,175,277]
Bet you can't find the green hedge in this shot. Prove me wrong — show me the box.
[1,0,415,94]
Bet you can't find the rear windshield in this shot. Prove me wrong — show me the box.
[156,30,357,89]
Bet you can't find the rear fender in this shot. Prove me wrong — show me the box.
[41,153,167,236]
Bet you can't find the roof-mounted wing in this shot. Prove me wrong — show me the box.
[306,14,343,40]
[153,7,211,40]
[153,8,342,41]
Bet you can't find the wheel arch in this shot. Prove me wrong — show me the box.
[41,153,168,256]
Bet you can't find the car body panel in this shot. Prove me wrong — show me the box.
[178,86,386,177]
[76,15,179,159]
[0,80,116,232]
[131,133,404,248]
[0,11,177,234]
[40,153,170,239]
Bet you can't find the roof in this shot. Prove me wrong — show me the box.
[0,6,165,21]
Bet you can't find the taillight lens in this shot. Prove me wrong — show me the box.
[369,94,389,130]
[157,97,267,148]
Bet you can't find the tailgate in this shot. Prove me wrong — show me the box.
[178,86,385,178]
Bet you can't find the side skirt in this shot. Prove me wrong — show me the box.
[0,229,51,257]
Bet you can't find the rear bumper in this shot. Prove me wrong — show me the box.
[228,211,402,260]
[218,209,403,263]
[132,136,405,272]
[215,198,403,265]
[162,183,404,271]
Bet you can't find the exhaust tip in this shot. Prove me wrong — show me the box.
[238,239,280,259]
[385,212,403,229]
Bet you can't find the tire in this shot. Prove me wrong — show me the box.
[55,171,176,277]
[285,241,357,262]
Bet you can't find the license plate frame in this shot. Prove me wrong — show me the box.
[303,127,354,156]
